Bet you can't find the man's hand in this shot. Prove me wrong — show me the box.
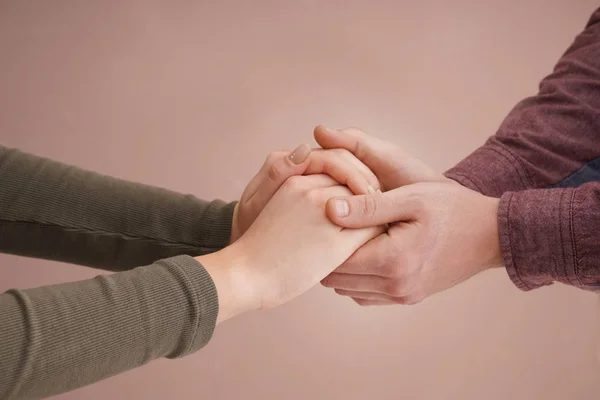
[230,144,380,243]
[320,181,504,305]
[314,125,447,189]
[314,125,501,304]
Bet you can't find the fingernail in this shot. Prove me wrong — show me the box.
[335,199,350,217]
[288,144,311,164]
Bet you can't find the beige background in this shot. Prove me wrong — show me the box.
[1,1,600,399]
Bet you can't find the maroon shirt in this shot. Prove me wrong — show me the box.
[445,8,600,292]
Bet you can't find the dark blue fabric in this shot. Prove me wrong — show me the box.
[550,156,600,188]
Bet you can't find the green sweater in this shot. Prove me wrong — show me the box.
[0,145,235,399]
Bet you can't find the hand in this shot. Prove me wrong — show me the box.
[313,125,447,190]
[313,125,465,304]
[320,181,503,305]
[230,143,381,243]
[198,174,383,322]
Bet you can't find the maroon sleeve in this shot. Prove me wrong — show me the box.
[444,8,600,291]
[446,7,600,196]
[498,183,600,292]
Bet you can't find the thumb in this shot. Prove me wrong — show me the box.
[325,188,418,228]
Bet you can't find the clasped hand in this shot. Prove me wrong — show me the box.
[198,125,503,324]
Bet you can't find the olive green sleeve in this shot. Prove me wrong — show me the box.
[0,145,236,398]
[0,145,236,271]
[0,254,220,400]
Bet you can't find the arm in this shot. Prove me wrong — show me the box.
[0,145,235,271]
[317,8,600,296]
[0,144,380,272]
[322,180,600,302]
[443,8,600,291]
[1,175,381,400]
[445,7,600,195]
[0,255,219,400]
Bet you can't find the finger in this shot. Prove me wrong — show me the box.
[332,233,394,275]
[317,184,381,237]
[315,125,442,187]
[243,151,286,200]
[340,224,384,249]
[335,289,402,303]
[244,149,303,200]
[305,149,380,195]
[292,173,341,190]
[320,185,386,241]
[351,298,394,306]
[325,187,420,228]
[321,272,389,294]
[247,144,311,203]
[313,125,383,165]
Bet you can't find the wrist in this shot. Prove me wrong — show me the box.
[195,244,255,324]
[481,196,504,269]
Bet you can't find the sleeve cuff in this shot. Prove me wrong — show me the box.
[497,188,580,291]
[158,255,219,358]
[194,200,237,251]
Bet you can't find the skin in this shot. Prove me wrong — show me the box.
[197,123,503,324]
[229,144,381,243]
[313,126,504,306]
[197,146,383,323]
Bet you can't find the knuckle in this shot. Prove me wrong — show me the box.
[282,175,304,191]
[339,128,367,159]
[353,138,367,161]
[386,281,406,297]
[369,174,381,188]
[265,152,280,166]
[336,258,360,274]
[360,195,378,218]
[321,276,334,288]
[267,161,285,182]
[379,262,401,279]
[303,188,324,205]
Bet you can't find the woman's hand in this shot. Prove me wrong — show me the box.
[198,174,383,323]
[230,144,381,243]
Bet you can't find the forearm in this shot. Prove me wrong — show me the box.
[0,146,236,271]
[446,7,600,195]
[0,255,218,400]
[495,182,600,291]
